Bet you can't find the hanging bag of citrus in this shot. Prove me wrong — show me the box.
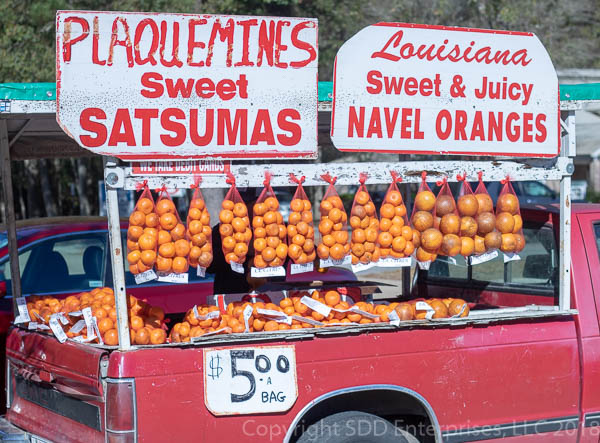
[251,172,287,275]
[349,173,379,269]
[411,171,439,263]
[155,186,189,279]
[317,173,350,266]
[219,172,251,271]
[186,177,213,276]
[455,172,479,258]
[377,171,414,266]
[127,181,158,282]
[433,176,461,258]
[473,171,501,256]
[496,176,526,254]
[287,174,316,272]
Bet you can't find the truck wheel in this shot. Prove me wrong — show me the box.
[297,411,420,443]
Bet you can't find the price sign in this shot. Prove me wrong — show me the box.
[204,346,297,415]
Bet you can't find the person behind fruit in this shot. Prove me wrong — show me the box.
[208,187,271,294]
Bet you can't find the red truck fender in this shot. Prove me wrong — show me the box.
[283,384,443,442]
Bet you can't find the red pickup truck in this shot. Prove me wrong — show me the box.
[2,203,599,443]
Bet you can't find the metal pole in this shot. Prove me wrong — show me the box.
[0,120,21,313]
[103,157,131,350]
[559,110,574,311]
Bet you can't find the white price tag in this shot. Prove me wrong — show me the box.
[351,262,374,273]
[158,272,189,284]
[300,296,331,317]
[388,309,400,326]
[417,260,431,270]
[58,312,69,325]
[503,252,522,263]
[49,317,68,343]
[290,262,314,275]
[93,318,104,345]
[447,256,457,265]
[230,262,245,274]
[15,297,31,324]
[256,309,292,325]
[28,322,38,330]
[242,305,253,332]
[135,269,157,284]
[378,257,413,268]
[82,307,95,339]
[251,266,286,278]
[291,315,323,326]
[204,346,297,415]
[415,301,434,311]
[470,250,499,265]
[425,310,435,320]
[69,320,86,335]
[319,255,351,268]
[347,305,380,319]
[197,266,206,278]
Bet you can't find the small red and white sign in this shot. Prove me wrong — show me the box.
[331,23,559,157]
[130,160,230,175]
[56,11,318,160]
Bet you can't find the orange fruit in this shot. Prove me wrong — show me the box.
[497,193,519,215]
[475,193,494,214]
[222,236,236,251]
[352,229,366,244]
[264,321,279,332]
[234,242,248,257]
[441,234,461,256]
[458,194,479,217]
[156,199,175,215]
[317,243,329,259]
[140,250,156,266]
[440,214,460,235]
[98,317,114,334]
[159,242,176,258]
[158,230,172,245]
[265,196,279,211]
[329,243,345,260]
[219,210,234,224]
[288,243,302,260]
[137,198,154,215]
[460,236,475,256]
[103,329,119,346]
[233,202,248,217]
[156,256,172,272]
[415,191,436,211]
[474,235,486,253]
[127,250,141,265]
[355,191,370,206]
[219,223,233,237]
[262,247,276,262]
[135,327,151,345]
[171,223,186,241]
[128,226,144,241]
[172,257,188,273]
[175,239,190,257]
[325,291,340,306]
[392,236,407,253]
[387,190,402,205]
[381,204,395,219]
[333,230,348,244]
[496,212,515,234]
[501,233,517,252]
[129,211,146,226]
[188,207,202,220]
[149,328,166,344]
[513,214,523,233]
[486,231,503,250]
[276,244,288,260]
[412,211,434,232]
[159,213,177,230]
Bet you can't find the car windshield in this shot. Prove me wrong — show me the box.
[521,181,555,197]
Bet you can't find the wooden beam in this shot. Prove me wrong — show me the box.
[0,120,21,312]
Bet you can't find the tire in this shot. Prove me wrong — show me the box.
[296,411,420,443]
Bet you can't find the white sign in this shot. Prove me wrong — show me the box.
[204,346,297,415]
[56,11,318,160]
[331,23,559,157]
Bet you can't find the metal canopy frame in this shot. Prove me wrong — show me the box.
[0,99,580,352]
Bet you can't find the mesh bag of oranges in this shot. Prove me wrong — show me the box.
[349,173,380,268]
[252,172,287,273]
[126,295,167,346]
[434,176,461,258]
[155,187,189,278]
[317,174,350,265]
[377,171,415,265]
[496,176,526,254]
[219,173,251,269]
[473,172,501,255]
[455,172,480,257]
[186,179,213,275]
[411,172,439,263]
[127,182,158,279]
[287,174,316,270]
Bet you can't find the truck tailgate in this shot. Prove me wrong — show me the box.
[6,328,107,443]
